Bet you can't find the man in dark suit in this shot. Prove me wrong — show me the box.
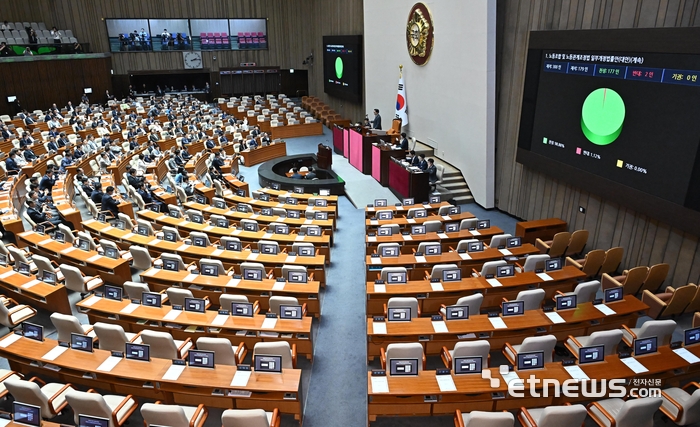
[250,126,260,138]
[40,166,57,192]
[211,152,225,174]
[372,109,382,130]
[4,151,20,174]
[46,136,59,153]
[305,167,317,180]
[126,168,144,188]
[79,177,94,196]
[205,137,216,149]
[409,150,420,167]
[427,158,438,190]
[101,186,120,216]
[290,168,303,179]
[418,154,428,171]
[23,146,37,162]
[26,199,55,226]
[1,125,13,140]
[400,133,409,151]
[260,132,271,146]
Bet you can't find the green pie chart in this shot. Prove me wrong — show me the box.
[335,57,344,79]
[581,88,625,146]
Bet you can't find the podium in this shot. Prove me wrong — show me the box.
[317,144,332,170]
[388,157,430,202]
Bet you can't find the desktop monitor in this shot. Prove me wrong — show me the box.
[454,356,482,374]
[413,209,427,218]
[389,359,419,376]
[216,218,229,228]
[387,307,411,321]
[54,231,66,243]
[380,246,399,257]
[150,205,160,213]
[579,345,605,364]
[468,241,484,252]
[298,246,314,257]
[386,271,407,284]
[6,96,17,103]
[22,322,43,341]
[136,225,150,236]
[194,194,207,204]
[320,189,330,196]
[288,271,307,283]
[184,297,206,313]
[70,333,94,353]
[78,415,110,427]
[293,186,304,194]
[142,292,161,307]
[377,211,393,220]
[374,199,387,207]
[288,210,301,219]
[271,183,281,190]
[477,220,491,229]
[243,222,257,232]
[192,236,207,247]
[114,221,126,231]
[201,264,219,277]
[163,230,178,242]
[188,350,215,368]
[35,224,45,234]
[502,300,524,316]
[41,270,57,285]
[0,253,7,266]
[125,342,150,361]
[555,294,577,311]
[445,223,459,233]
[306,226,322,236]
[506,237,522,248]
[97,213,107,223]
[279,305,303,320]
[236,190,246,197]
[261,208,273,216]
[214,199,227,209]
[685,327,700,347]
[12,402,40,427]
[496,265,515,278]
[225,240,242,251]
[260,242,278,254]
[445,305,469,320]
[83,88,92,94]
[634,337,658,356]
[423,244,442,255]
[163,259,179,271]
[169,208,181,218]
[17,262,31,276]
[438,269,460,283]
[104,285,123,301]
[315,211,328,220]
[287,198,298,205]
[411,225,426,235]
[448,206,461,215]
[429,196,440,204]
[236,204,249,213]
[604,287,624,304]
[545,258,562,272]
[77,238,91,251]
[103,247,119,260]
[315,199,327,207]
[231,302,254,317]
[517,351,545,370]
[377,227,393,236]
[275,224,289,235]
[403,198,415,206]
[254,354,283,373]
[243,268,263,281]
[191,214,204,224]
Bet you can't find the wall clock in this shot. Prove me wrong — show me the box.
[183,51,203,69]
[406,2,434,66]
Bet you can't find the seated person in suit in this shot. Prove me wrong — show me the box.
[101,186,120,217]
[79,176,95,196]
[248,137,258,150]
[90,185,105,205]
[205,137,216,149]
[4,150,21,174]
[136,182,164,212]
[305,167,317,180]
[290,168,303,179]
[26,199,60,227]
[23,146,37,163]
[400,132,409,151]
[409,150,420,167]
[260,132,271,146]
[59,150,74,173]
[127,168,144,188]
[46,136,59,153]
[418,154,428,171]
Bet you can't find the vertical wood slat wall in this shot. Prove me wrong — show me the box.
[496,0,700,287]
[0,0,366,120]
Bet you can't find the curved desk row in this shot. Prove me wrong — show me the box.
[364,201,451,217]
[222,191,338,219]
[240,142,288,167]
[258,188,339,206]
[366,296,647,358]
[139,267,321,317]
[364,226,505,254]
[365,266,586,314]
[365,211,475,229]
[0,333,303,418]
[76,294,315,359]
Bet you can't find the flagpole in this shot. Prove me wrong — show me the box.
[399,64,403,78]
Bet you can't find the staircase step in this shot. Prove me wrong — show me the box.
[453,195,475,204]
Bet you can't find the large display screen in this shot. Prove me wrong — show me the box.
[323,35,363,103]
[517,28,700,234]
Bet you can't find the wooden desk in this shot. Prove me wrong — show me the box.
[365,227,505,252]
[240,142,287,167]
[270,122,323,140]
[258,188,339,206]
[388,158,430,203]
[515,218,568,245]
[365,212,475,228]
[0,334,303,419]
[15,231,132,286]
[49,180,83,232]
[365,296,646,358]
[364,244,540,280]
[365,202,450,217]
[0,177,25,237]
[0,266,71,315]
[138,268,321,317]
[76,294,315,360]
[367,346,694,422]
[371,144,405,186]
[223,193,338,221]
[365,266,586,314]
